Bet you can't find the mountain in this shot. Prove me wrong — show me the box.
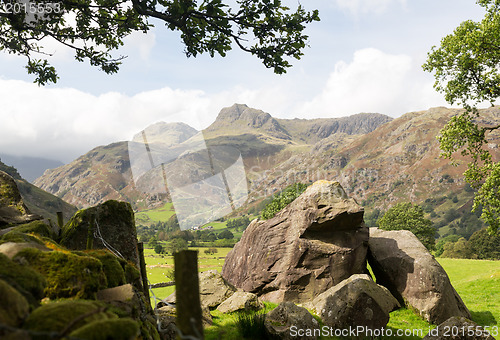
[34,104,392,209]
[0,158,77,223]
[0,153,64,183]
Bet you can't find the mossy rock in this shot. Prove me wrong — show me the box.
[0,230,45,245]
[0,170,23,208]
[81,250,127,288]
[0,253,45,306]
[8,220,57,240]
[0,278,29,327]
[69,317,140,340]
[60,200,140,266]
[14,248,107,299]
[140,317,161,340]
[124,261,143,290]
[24,300,118,336]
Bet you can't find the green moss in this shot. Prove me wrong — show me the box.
[0,231,45,245]
[0,278,29,327]
[8,221,57,240]
[14,248,107,299]
[140,318,161,340]
[0,253,45,307]
[124,261,142,288]
[24,300,117,336]
[83,249,126,288]
[69,318,140,340]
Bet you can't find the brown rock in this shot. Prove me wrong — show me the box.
[305,274,399,331]
[222,181,368,303]
[0,241,51,259]
[423,317,495,340]
[216,291,264,314]
[368,228,471,324]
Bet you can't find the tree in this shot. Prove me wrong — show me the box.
[377,202,436,251]
[218,229,233,239]
[154,243,164,254]
[468,228,500,259]
[261,182,308,219]
[0,0,319,85]
[167,237,188,254]
[423,0,500,234]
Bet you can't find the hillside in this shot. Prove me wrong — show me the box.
[34,104,392,209]
[0,158,77,223]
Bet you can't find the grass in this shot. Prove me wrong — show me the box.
[144,249,500,339]
[136,202,176,225]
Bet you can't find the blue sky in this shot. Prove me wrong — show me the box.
[0,0,488,162]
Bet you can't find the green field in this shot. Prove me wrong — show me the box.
[145,250,500,339]
[136,203,176,225]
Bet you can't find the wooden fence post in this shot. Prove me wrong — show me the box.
[175,249,203,340]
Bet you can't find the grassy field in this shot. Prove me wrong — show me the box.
[144,250,500,339]
[136,202,176,225]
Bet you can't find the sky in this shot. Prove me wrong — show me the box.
[0,0,489,163]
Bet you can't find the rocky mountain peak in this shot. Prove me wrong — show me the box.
[132,121,198,146]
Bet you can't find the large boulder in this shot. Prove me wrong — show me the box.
[0,171,40,228]
[305,274,399,331]
[0,279,30,327]
[199,270,236,309]
[423,317,495,340]
[367,228,471,324]
[265,301,319,340]
[222,180,368,303]
[60,200,140,267]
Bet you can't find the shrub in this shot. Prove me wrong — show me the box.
[261,183,308,220]
[236,312,268,339]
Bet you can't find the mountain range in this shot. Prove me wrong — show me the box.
[33,103,500,236]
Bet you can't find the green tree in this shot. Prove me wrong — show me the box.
[1,0,319,85]
[167,238,188,254]
[218,229,233,240]
[468,228,500,259]
[154,243,164,254]
[423,0,500,234]
[441,237,473,259]
[377,202,436,251]
[435,234,461,257]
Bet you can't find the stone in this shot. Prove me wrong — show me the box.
[97,284,135,302]
[217,291,264,313]
[305,274,399,331]
[85,249,127,288]
[69,318,140,340]
[199,270,236,309]
[0,279,29,327]
[368,228,471,324]
[265,301,320,340]
[0,171,40,228]
[423,317,495,340]
[0,241,51,259]
[222,180,369,303]
[60,200,140,268]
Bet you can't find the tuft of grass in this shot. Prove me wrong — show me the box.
[236,312,267,339]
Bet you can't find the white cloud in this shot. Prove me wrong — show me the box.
[123,30,156,61]
[296,48,449,118]
[335,0,407,16]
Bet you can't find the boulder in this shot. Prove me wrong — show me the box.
[222,181,369,303]
[305,274,399,331]
[0,171,40,228]
[60,200,140,267]
[0,241,51,259]
[423,317,495,340]
[217,291,264,313]
[97,284,135,302]
[265,301,319,340]
[199,270,236,309]
[0,279,30,327]
[69,318,140,339]
[368,228,471,324]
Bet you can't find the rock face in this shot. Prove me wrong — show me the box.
[423,317,495,340]
[222,180,368,303]
[0,171,40,227]
[60,200,140,267]
[305,274,399,331]
[368,228,471,324]
[265,301,319,340]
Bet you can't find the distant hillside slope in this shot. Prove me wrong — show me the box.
[34,104,392,209]
[0,158,77,223]
[0,154,64,183]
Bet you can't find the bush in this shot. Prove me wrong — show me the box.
[261,183,308,220]
[218,230,234,240]
[435,235,461,257]
[468,228,500,260]
[154,244,164,254]
[236,312,268,339]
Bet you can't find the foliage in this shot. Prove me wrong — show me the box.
[261,182,308,220]
[364,208,381,228]
[468,228,500,260]
[235,312,268,339]
[226,216,250,231]
[204,248,218,255]
[434,234,461,257]
[441,237,473,259]
[0,0,319,85]
[377,202,436,251]
[154,244,164,254]
[167,238,188,254]
[423,0,500,234]
[217,229,233,240]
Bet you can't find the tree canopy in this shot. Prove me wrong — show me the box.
[423,0,500,234]
[377,202,436,251]
[0,0,319,85]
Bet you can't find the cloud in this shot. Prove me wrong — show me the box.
[296,48,449,118]
[335,0,407,16]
